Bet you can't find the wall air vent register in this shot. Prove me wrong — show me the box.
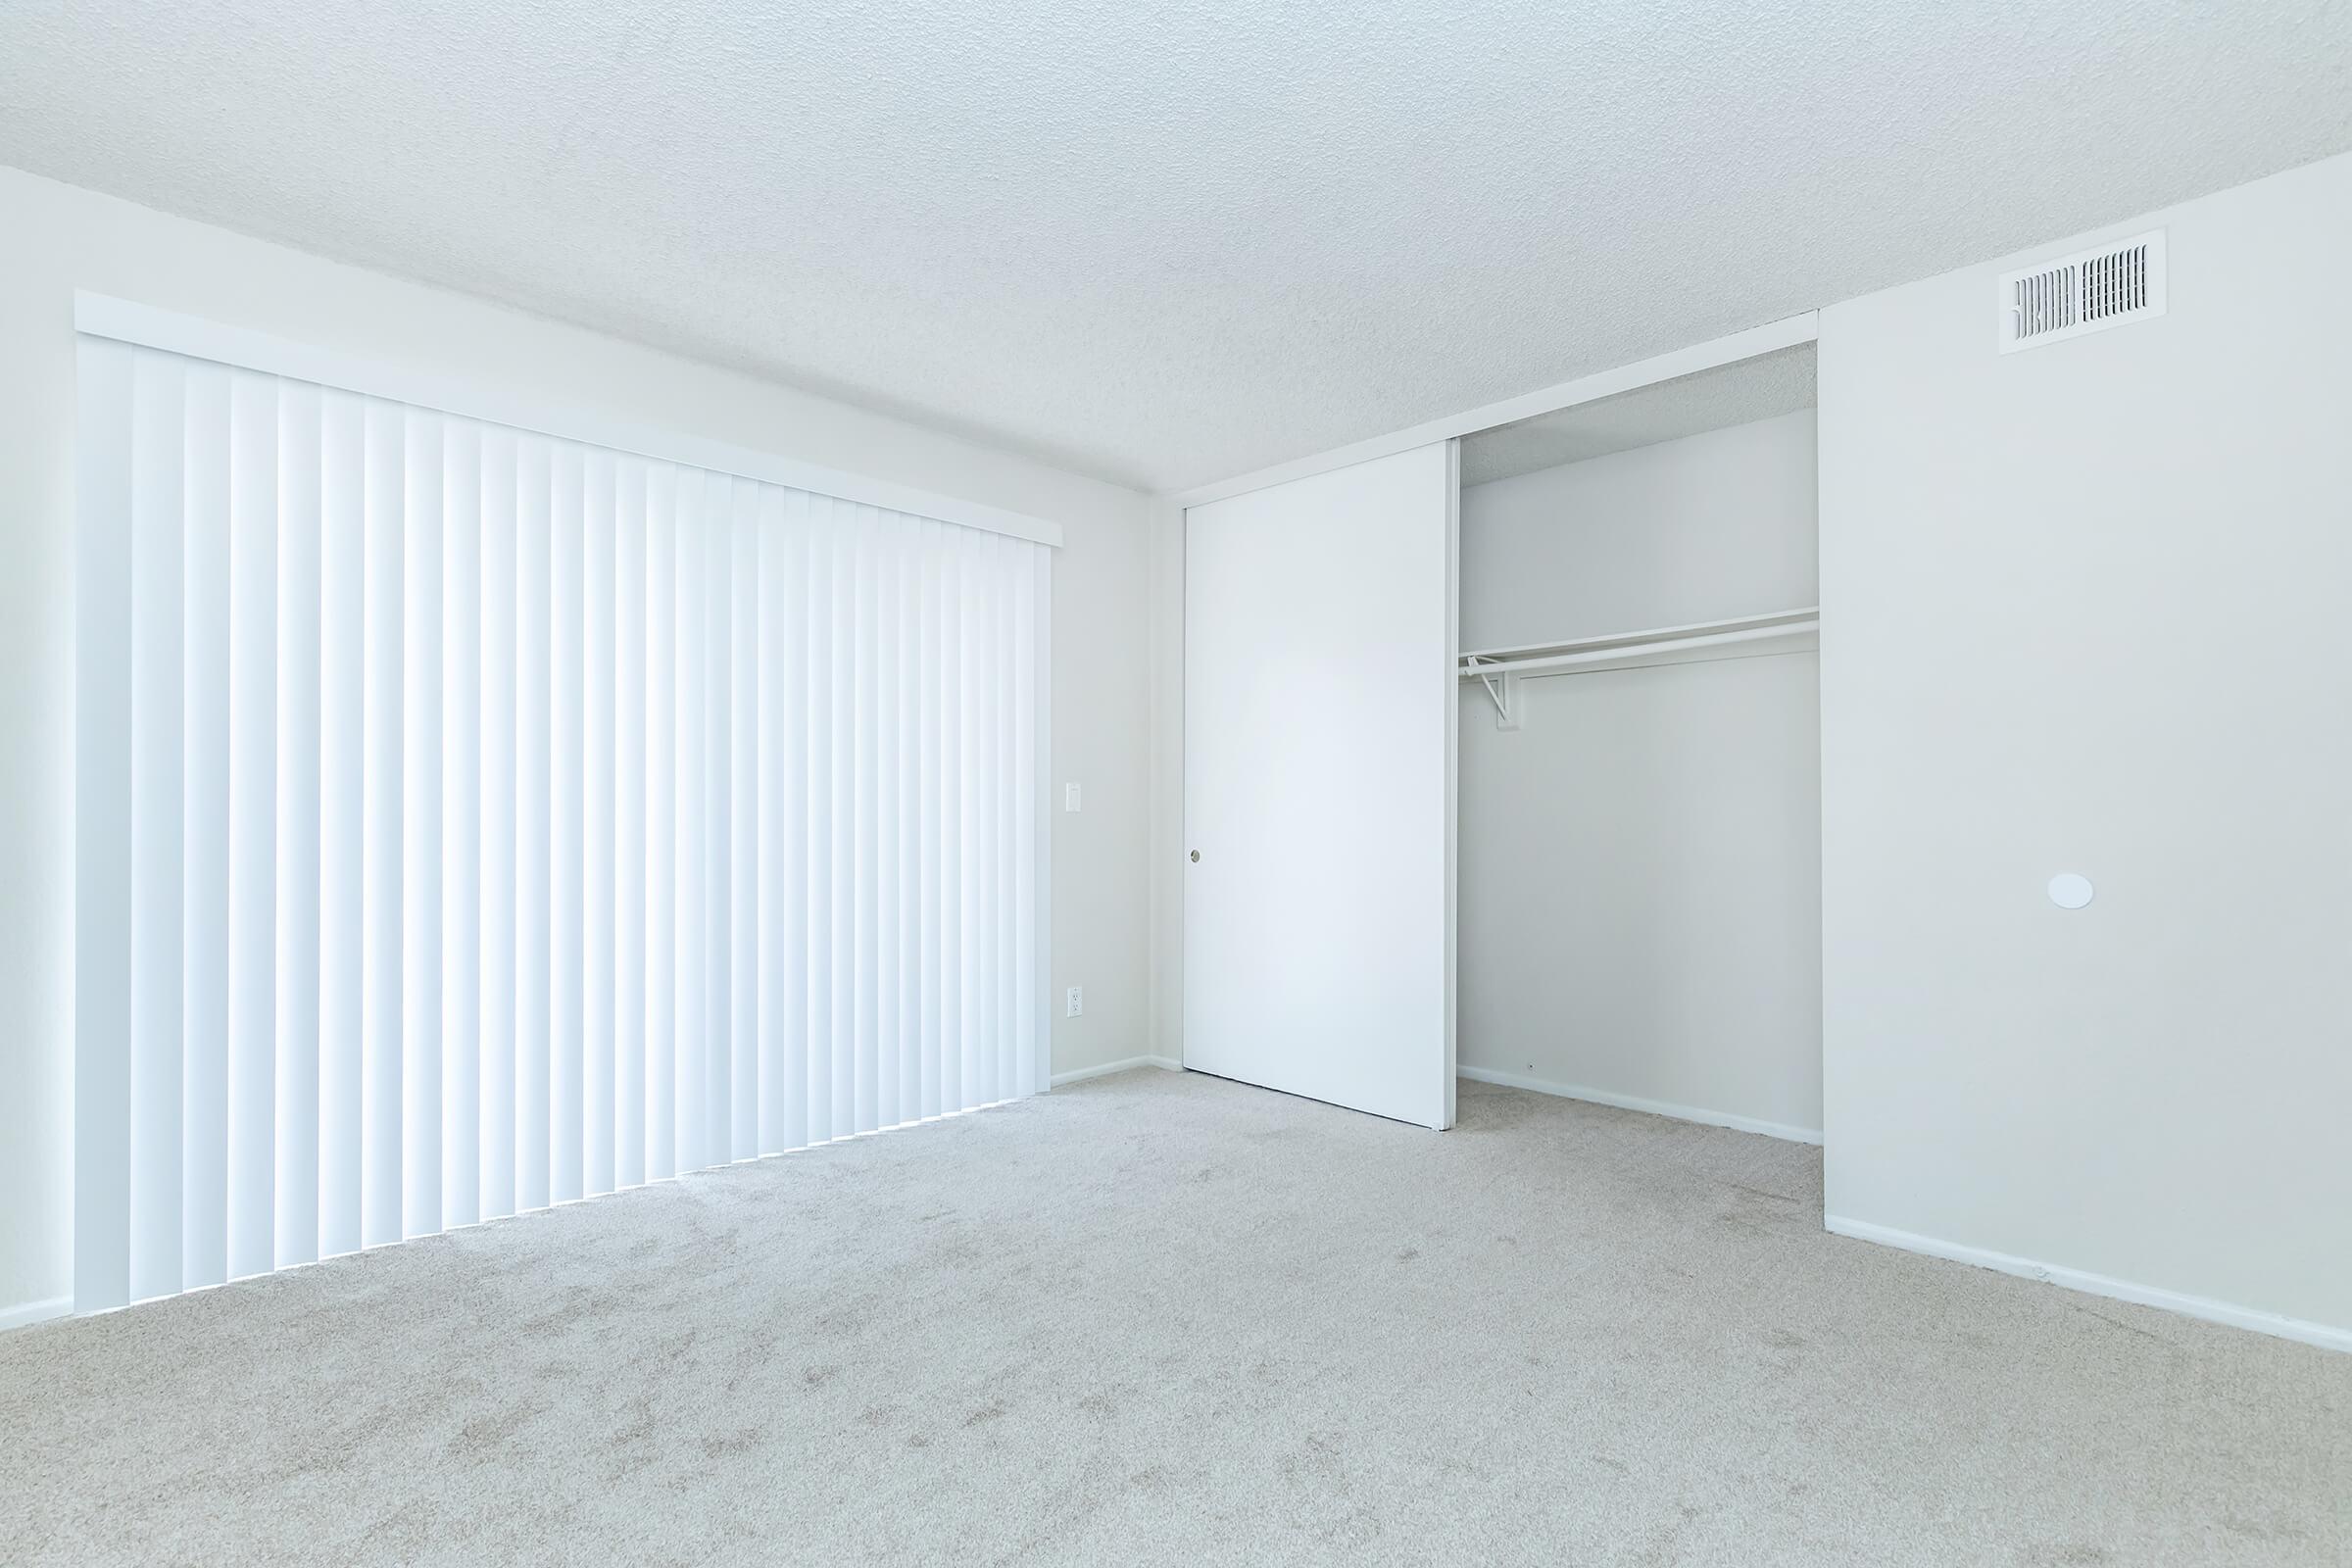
[1999,230,2167,353]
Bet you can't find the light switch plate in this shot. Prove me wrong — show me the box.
[1064,783,1081,812]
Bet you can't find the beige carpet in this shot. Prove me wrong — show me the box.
[1,1069,2344,1566]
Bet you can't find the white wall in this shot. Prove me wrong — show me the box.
[0,167,1153,1322]
[1460,413,1819,650]
[1147,496,1186,1070]
[1819,150,2352,1343]
[1457,414,1822,1138]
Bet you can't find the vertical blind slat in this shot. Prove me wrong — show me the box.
[514,435,554,1214]
[1030,546,1053,1097]
[918,521,943,1123]
[75,342,1051,1312]
[645,464,677,1183]
[403,413,444,1240]
[756,487,786,1152]
[827,505,857,1136]
[1001,538,1024,1098]
[856,509,882,1135]
[128,352,187,1304]
[550,444,584,1205]
[872,521,894,1127]
[443,420,483,1231]
[183,365,232,1291]
[806,499,837,1146]
[359,398,405,1250]
[615,459,648,1189]
[777,491,811,1152]
[896,515,923,1125]
[479,427,518,1222]
[318,391,366,1259]
[938,524,964,1119]
[673,468,708,1178]
[225,369,279,1281]
[274,379,322,1271]
[583,449,615,1199]
[704,477,732,1165]
[75,337,136,1313]
[729,483,759,1161]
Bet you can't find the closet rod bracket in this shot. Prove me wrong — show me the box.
[1464,657,1521,730]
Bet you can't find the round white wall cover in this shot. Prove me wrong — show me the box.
[2048,873,2094,909]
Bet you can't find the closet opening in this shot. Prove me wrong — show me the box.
[1454,343,1823,1144]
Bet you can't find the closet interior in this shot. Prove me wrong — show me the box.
[1454,344,1824,1141]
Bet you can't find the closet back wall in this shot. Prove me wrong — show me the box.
[0,167,1153,1327]
[1457,411,1822,1140]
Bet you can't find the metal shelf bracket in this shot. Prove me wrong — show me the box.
[1465,657,1520,730]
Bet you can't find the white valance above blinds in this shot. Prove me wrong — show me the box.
[74,324,1052,1313]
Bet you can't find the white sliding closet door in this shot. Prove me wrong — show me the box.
[1183,443,1455,1129]
[74,332,1053,1313]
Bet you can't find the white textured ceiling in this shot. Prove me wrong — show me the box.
[3,3,2347,493]
[1461,344,1815,485]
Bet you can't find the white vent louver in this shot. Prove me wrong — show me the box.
[1998,229,2166,353]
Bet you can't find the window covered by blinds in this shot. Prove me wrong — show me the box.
[74,335,1051,1311]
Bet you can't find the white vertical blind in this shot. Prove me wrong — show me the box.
[74,335,1054,1312]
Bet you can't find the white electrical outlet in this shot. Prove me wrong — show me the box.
[1065,985,1084,1017]
[1064,783,1081,812]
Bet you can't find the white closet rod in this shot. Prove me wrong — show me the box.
[1459,607,1817,667]
[1460,616,1817,680]
[1457,608,1819,726]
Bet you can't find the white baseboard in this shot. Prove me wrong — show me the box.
[1825,1214,2351,1355]
[0,1295,71,1333]
[1051,1054,1184,1088]
[1457,1063,1823,1146]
